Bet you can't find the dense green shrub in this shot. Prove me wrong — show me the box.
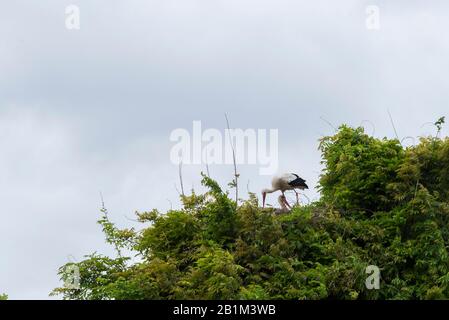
[53,125,449,300]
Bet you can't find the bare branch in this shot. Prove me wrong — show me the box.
[166,199,173,210]
[205,149,211,178]
[360,119,376,136]
[99,191,106,211]
[225,113,239,206]
[124,214,139,223]
[387,109,400,142]
[178,160,185,197]
[320,116,337,132]
[174,183,181,196]
[66,254,78,263]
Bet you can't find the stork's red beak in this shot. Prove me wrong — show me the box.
[262,192,266,208]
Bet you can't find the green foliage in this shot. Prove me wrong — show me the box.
[53,123,449,300]
[98,205,136,257]
[435,116,445,135]
[199,173,238,245]
[175,244,244,299]
[319,125,404,215]
[51,254,129,300]
[0,293,7,300]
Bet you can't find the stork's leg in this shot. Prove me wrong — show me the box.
[282,192,292,209]
[294,190,300,206]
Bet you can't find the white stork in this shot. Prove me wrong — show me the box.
[262,173,309,209]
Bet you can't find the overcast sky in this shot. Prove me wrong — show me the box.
[1,0,448,299]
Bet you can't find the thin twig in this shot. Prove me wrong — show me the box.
[174,183,181,196]
[302,193,311,205]
[401,136,416,146]
[98,192,123,258]
[225,113,239,206]
[67,254,78,263]
[124,214,139,223]
[205,150,211,178]
[166,199,173,210]
[206,163,210,178]
[99,191,105,212]
[360,119,376,136]
[320,116,337,132]
[420,122,434,129]
[179,160,185,197]
[387,109,400,141]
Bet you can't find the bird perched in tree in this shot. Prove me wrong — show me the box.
[262,173,309,209]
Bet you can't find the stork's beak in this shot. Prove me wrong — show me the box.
[262,192,266,208]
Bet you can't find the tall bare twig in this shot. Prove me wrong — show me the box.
[178,160,185,197]
[387,109,400,141]
[174,183,181,196]
[360,119,376,136]
[166,199,173,210]
[320,116,337,132]
[99,191,105,212]
[434,116,445,138]
[225,113,239,206]
[205,149,211,178]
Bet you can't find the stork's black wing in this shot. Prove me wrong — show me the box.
[288,173,309,189]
